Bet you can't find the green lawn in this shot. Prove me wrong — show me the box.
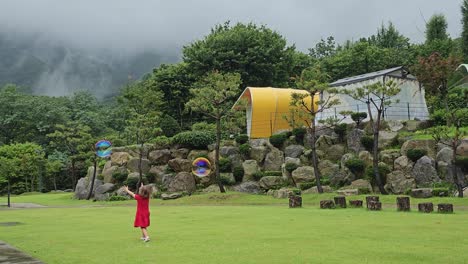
[1,193,468,264]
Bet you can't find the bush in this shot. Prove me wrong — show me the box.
[124,177,140,191]
[269,133,288,148]
[218,157,232,173]
[358,187,371,194]
[292,127,307,144]
[191,122,216,131]
[232,166,244,182]
[351,112,367,126]
[108,195,129,201]
[430,109,447,126]
[220,175,236,186]
[235,134,249,144]
[455,156,468,172]
[320,177,330,186]
[112,172,128,184]
[406,148,427,162]
[239,143,251,158]
[344,158,366,177]
[364,164,390,186]
[333,123,347,143]
[432,188,449,197]
[263,171,282,176]
[159,115,180,137]
[290,188,301,196]
[285,163,299,173]
[172,130,216,149]
[361,136,374,151]
[151,136,172,149]
[298,182,315,190]
[252,171,265,181]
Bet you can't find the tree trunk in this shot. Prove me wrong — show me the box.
[53,174,57,191]
[309,125,323,193]
[7,176,11,208]
[215,118,226,193]
[452,140,464,198]
[86,157,97,200]
[373,110,387,194]
[71,161,76,191]
[138,142,144,194]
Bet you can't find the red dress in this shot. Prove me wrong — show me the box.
[133,194,150,228]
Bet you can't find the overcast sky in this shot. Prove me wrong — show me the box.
[0,0,463,54]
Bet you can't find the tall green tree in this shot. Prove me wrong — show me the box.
[290,66,341,193]
[183,22,296,88]
[186,71,242,193]
[462,0,468,60]
[368,22,410,49]
[119,79,164,186]
[426,14,449,43]
[343,80,401,194]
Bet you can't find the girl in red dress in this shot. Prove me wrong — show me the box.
[124,183,151,242]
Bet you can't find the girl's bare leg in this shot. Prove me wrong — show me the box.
[141,228,149,238]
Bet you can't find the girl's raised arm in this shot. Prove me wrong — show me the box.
[123,186,135,198]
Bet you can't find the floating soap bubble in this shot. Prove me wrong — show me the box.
[95,140,112,158]
[192,157,211,177]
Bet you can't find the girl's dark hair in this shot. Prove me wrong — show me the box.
[139,185,152,199]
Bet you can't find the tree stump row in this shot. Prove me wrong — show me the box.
[396,197,411,212]
[288,195,302,208]
[418,202,433,213]
[320,200,335,209]
[349,200,363,208]
[437,203,453,213]
[367,201,382,211]
[334,196,347,208]
[366,196,380,209]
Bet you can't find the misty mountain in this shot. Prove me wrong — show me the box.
[0,32,179,98]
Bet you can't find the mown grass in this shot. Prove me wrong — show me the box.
[1,201,468,264]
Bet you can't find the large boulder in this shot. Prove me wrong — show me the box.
[94,183,116,201]
[358,151,373,166]
[149,165,169,184]
[284,145,304,158]
[148,149,172,165]
[401,139,436,158]
[318,160,340,178]
[436,147,453,163]
[167,158,192,172]
[233,181,262,194]
[267,188,291,198]
[329,170,353,187]
[167,172,196,193]
[410,188,433,198]
[387,120,404,132]
[347,129,365,153]
[161,193,183,200]
[316,135,336,154]
[340,153,355,169]
[412,156,439,187]
[242,160,260,181]
[102,166,127,183]
[394,156,414,174]
[187,150,209,161]
[111,152,131,166]
[291,166,314,184]
[456,141,468,157]
[220,146,240,157]
[249,146,268,163]
[380,149,401,167]
[250,139,271,148]
[323,144,345,162]
[259,176,285,190]
[172,148,190,159]
[74,177,103,200]
[127,158,151,174]
[384,170,416,194]
[347,179,372,191]
[264,148,284,171]
[302,185,333,194]
[379,131,398,148]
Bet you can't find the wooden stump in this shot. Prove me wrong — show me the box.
[366,196,379,209]
[349,200,363,208]
[437,203,453,213]
[367,201,382,211]
[288,195,302,208]
[396,196,411,212]
[334,196,347,208]
[320,200,335,209]
[418,202,433,213]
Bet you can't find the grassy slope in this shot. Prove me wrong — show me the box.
[1,193,468,264]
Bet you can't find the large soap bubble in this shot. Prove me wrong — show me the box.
[192,157,211,177]
[95,140,112,158]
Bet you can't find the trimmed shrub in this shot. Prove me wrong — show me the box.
[455,156,468,172]
[351,112,367,126]
[285,163,299,173]
[232,166,244,182]
[333,123,347,143]
[298,182,315,190]
[235,134,249,144]
[361,136,374,151]
[218,157,232,173]
[432,188,449,197]
[358,187,371,194]
[263,171,282,176]
[252,171,265,181]
[159,115,180,137]
[112,172,128,184]
[151,136,172,149]
[292,127,307,144]
[344,158,366,177]
[220,175,236,186]
[239,143,251,158]
[124,177,140,190]
[406,148,427,162]
[108,195,128,201]
[320,177,330,186]
[365,164,390,186]
[191,122,216,132]
[172,130,216,149]
[430,109,447,126]
[269,133,288,148]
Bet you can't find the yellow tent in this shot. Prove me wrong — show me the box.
[233,87,316,138]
